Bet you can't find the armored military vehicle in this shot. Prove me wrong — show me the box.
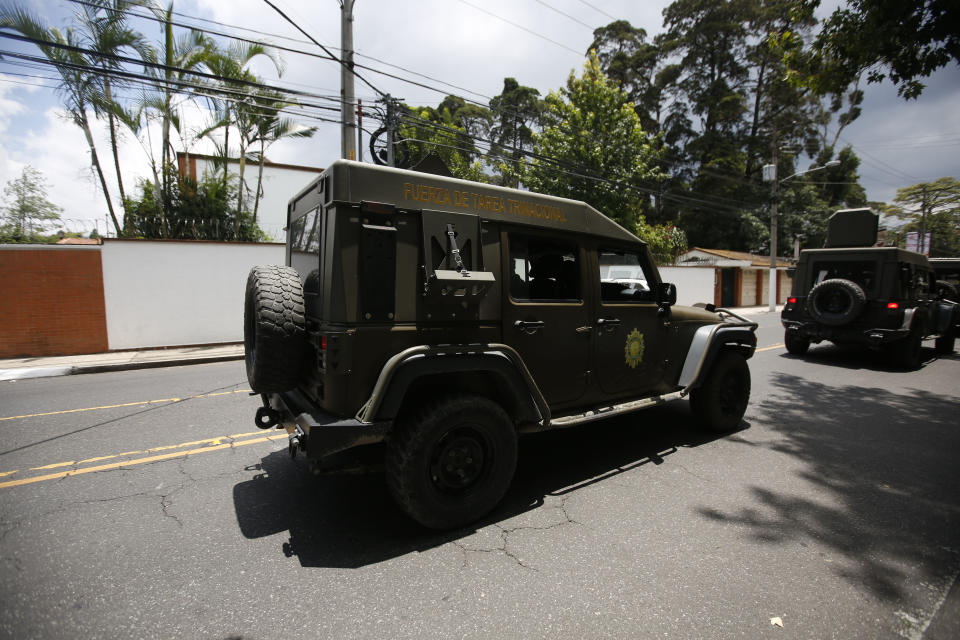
[781,208,958,368]
[244,160,758,529]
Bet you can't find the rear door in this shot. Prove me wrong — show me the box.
[501,230,590,409]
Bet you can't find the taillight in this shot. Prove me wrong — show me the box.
[320,335,327,350]
[787,297,797,304]
[887,302,899,310]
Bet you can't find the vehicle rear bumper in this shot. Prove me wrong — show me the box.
[782,320,909,345]
[268,390,390,459]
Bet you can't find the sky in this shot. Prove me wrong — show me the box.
[0,0,958,237]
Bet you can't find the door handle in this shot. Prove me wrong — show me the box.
[514,319,545,334]
[596,317,621,333]
[575,325,593,334]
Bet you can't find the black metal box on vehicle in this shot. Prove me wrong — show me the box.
[244,160,759,529]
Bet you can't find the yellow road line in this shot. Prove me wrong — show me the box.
[0,433,287,490]
[0,389,252,422]
[757,343,784,352]
[11,430,267,476]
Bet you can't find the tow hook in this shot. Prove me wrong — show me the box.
[288,426,306,460]
[255,406,281,429]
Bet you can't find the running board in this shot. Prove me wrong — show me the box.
[546,390,687,429]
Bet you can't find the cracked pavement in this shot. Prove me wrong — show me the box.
[2,343,960,639]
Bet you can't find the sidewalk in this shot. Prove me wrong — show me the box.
[0,343,244,381]
[0,305,784,381]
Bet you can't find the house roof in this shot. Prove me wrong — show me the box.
[56,237,101,245]
[679,247,792,268]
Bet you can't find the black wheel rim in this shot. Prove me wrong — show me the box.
[429,425,491,494]
[819,289,851,314]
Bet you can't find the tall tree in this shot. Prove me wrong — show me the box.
[885,178,960,256]
[522,52,663,231]
[488,78,543,187]
[75,0,151,233]
[784,0,960,99]
[248,96,316,224]
[0,6,122,235]
[1,165,62,241]
[151,3,212,212]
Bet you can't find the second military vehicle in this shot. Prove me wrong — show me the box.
[244,160,758,529]
[781,208,958,368]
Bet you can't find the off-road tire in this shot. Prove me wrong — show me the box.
[890,325,924,370]
[784,331,810,355]
[244,265,306,393]
[808,278,867,326]
[386,394,517,530]
[690,351,751,432]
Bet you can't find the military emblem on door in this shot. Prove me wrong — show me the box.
[624,328,645,368]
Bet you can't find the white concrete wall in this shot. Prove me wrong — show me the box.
[101,240,284,350]
[660,266,715,306]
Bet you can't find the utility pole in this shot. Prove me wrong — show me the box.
[766,132,779,312]
[340,0,357,161]
[356,98,363,162]
[919,184,928,255]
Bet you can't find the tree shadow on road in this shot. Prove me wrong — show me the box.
[700,372,960,601]
[232,403,737,568]
[785,341,954,372]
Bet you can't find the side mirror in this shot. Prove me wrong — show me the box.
[656,282,677,307]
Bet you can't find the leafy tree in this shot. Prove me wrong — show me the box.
[0,5,122,235]
[0,166,63,242]
[884,177,960,256]
[783,0,960,99]
[521,52,664,234]
[488,78,543,187]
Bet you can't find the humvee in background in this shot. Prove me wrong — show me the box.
[244,160,758,529]
[782,208,958,368]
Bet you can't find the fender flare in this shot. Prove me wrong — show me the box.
[357,345,548,426]
[678,325,757,390]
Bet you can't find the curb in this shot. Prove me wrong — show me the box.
[0,354,244,381]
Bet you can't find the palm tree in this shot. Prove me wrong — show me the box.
[201,40,283,188]
[151,2,212,209]
[75,0,152,233]
[248,98,317,224]
[0,5,123,235]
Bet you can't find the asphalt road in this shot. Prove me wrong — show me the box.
[1,318,958,640]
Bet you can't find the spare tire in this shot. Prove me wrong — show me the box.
[244,265,307,393]
[808,278,866,326]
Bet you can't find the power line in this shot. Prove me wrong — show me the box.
[258,0,385,97]
[571,0,615,21]
[453,0,583,57]
[530,0,595,30]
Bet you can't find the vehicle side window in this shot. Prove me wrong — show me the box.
[508,234,580,302]
[599,248,655,302]
[290,207,321,254]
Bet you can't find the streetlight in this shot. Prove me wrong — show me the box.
[762,159,841,311]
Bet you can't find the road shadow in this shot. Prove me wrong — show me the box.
[781,341,947,371]
[232,402,736,568]
[700,372,960,601]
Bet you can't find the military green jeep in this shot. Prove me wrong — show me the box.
[781,209,958,368]
[244,160,758,529]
